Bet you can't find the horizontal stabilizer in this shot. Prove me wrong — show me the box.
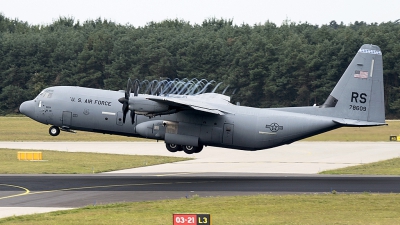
[333,119,387,127]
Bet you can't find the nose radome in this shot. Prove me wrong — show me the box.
[19,100,35,118]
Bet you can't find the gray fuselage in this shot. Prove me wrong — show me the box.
[19,44,386,153]
[21,86,340,151]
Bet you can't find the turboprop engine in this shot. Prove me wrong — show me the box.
[135,120,166,139]
[129,96,169,115]
[119,79,174,123]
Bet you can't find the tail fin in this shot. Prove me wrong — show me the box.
[321,44,385,126]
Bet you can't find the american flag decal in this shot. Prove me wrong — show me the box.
[354,70,368,79]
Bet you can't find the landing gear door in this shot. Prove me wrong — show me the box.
[62,111,72,127]
[223,123,234,145]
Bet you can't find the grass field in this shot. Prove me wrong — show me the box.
[0,117,148,141]
[0,149,190,174]
[1,194,400,224]
[305,120,400,141]
[1,117,400,141]
[320,157,400,175]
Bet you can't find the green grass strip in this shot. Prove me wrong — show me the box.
[0,149,190,174]
[305,120,400,141]
[320,157,400,175]
[0,117,149,141]
[1,194,400,224]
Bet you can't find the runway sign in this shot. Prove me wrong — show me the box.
[173,213,211,225]
[390,136,399,141]
[17,152,42,160]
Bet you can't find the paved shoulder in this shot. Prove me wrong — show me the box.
[0,207,73,218]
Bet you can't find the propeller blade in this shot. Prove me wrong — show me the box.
[125,78,132,99]
[130,110,135,124]
[119,78,138,124]
[121,101,129,124]
[122,111,127,123]
[133,79,140,97]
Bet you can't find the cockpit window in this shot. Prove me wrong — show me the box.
[38,101,42,107]
[37,89,54,99]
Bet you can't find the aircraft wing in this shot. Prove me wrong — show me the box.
[147,93,233,115]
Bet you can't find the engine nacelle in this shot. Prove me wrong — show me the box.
[135,120,165,139]
[129,96,169,113]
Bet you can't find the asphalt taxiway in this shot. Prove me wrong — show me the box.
[1,141,400,219]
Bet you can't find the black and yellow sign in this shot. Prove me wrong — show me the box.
[390,136,398,141]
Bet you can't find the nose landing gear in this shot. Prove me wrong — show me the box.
[49,126,60,136]
[48,125,76,136]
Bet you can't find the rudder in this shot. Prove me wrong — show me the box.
[321,44,385,125]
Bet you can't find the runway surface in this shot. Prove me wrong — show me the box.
[2,174,400,207]
[1,141,400,219]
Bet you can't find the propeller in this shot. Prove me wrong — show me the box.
[118,78,140,124]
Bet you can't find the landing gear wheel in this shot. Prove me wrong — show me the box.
[49,126,60,136]
[194,145,203,153]
[182,145,197,154]
[166,143,182,152]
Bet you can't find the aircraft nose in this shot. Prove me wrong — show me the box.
[19,100,36,118]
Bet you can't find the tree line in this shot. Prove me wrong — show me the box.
[0,14,399,117]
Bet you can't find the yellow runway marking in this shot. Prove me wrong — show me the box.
[0,181,213,200]
[0,184,30,200]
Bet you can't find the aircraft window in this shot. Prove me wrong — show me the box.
[39,92,47,98]
[38,101,42,107]
[38,89,54,99]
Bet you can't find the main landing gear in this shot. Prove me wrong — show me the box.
[165,143,204,154]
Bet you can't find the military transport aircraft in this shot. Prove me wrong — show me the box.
[19,44,386,154]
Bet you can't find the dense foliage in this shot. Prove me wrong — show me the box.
[0,14,399,117]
